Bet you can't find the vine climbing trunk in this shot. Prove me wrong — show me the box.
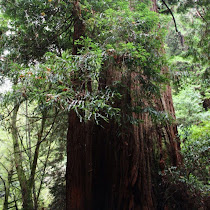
[66,0,181,209]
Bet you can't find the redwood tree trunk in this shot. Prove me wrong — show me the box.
[66,1,181,209]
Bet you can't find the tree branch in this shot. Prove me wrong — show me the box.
[161,0,178,32]
[161,0,184,46]
[29,109,58,189]
[195,8,207,23]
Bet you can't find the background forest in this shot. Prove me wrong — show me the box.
[0,0,209,209]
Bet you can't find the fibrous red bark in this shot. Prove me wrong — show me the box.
[66,1,181,209]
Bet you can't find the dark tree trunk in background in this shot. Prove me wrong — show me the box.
[66,0,181,209]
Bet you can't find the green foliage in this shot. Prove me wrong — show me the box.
[162,165,209,209]
[1,0,169,124]
[86,1,169,110]
[0,129,13,209]
[48,163,66,210]
[2,51,120,123]
[0,0,74,63]
[175,1,210,66]
[2,0,209,208]
[173,85,210,126]
[91,1,164,70]
[161,120,210,208]
[161,121,210,208]
[162,1,210,208]
[181,123,210,183]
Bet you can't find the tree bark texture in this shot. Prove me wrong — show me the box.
[66,0,181,209]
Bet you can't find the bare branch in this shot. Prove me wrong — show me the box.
[161,0,184,46]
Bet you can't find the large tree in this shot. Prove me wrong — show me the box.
[1,0,183,209]
[66,0,181,209]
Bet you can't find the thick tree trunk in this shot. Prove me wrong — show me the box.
[66,0,181,209]
[67,70,181,210]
